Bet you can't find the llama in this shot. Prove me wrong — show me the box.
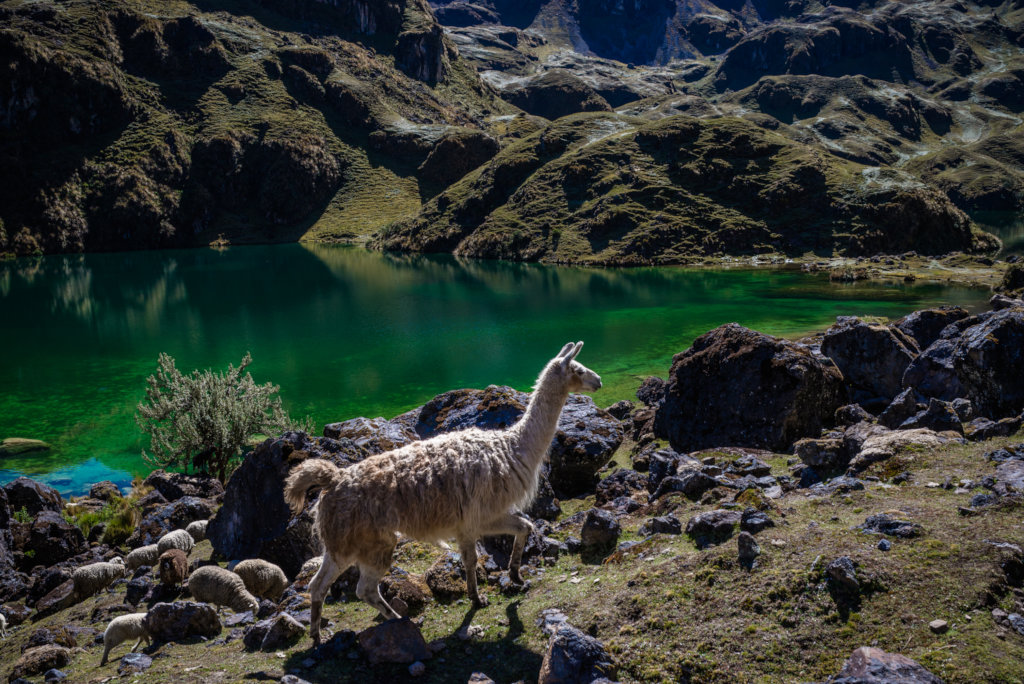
[284,341,601,644]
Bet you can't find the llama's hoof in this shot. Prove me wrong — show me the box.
[311,633,323,648]
[509,569,524,585]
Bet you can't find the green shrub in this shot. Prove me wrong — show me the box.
[63,495,140,547]
[13,507,31,523]
[136,352,309,482]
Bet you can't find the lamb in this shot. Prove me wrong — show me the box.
[187,565,260,614]
[186,519,208,542]
[284,341,601,644]
[125,544,159,571]
[156,528,195,555]
[100,613,150,665]
[72,558,127,599]
[232,559,289,601]
[158,549,189,586]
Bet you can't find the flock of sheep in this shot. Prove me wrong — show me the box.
[55,518,291,665]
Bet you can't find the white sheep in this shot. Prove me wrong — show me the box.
[232,559,289,601]
[100,613,150,665]
[156,529,195,555]
[72,558,127,599]
[187,565,260,614]
[0,612,6,638]
[285,341,601,644]
[186,519,208,542]
[125,544,160,571]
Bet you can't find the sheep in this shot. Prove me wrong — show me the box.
[187,565,260,614]
[232,559,289,601]
[125,544,159,571]
[297,555,323,583]
[0,612,6,638]
[158,549,189,586]
[156,528,195,555]
[100,613,150,665]
[186,519,208,542]
[285,341,601,644]
[72,558,127,599]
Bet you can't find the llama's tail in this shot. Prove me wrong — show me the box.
[284,459,341,515]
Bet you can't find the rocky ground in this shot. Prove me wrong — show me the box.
[2,297,1024,682]
[1,0,1022,267]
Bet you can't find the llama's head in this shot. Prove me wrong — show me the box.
[550,341,602,393]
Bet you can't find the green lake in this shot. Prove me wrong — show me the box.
[0,244,993,495]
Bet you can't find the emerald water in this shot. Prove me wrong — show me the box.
[0,244,992,496]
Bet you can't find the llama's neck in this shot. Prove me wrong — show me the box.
[509,365,569,471]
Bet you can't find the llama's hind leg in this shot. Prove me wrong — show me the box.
[483,512,534,584]
[308,553,345,647]
[458,538,487,608]
[356,538,401,620]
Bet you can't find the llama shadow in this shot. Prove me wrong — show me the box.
[280,601,543,683]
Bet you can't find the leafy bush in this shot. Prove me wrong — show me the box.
[136,352,308,482]
[13,506,31,524]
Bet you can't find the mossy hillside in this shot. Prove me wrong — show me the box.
[376,112,996,264]
[0,0,513,256]
[6,430,1024,682]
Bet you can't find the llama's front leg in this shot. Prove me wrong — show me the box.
[483,512,534,585]
[458,538,487,608]
[308,553,343,647]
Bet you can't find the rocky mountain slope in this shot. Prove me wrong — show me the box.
[0,0,511,254]
[1,0,1021,261]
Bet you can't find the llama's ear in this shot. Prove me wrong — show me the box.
[556,342,575,359]
[561,341,583,368]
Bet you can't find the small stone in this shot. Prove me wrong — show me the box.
[409,661,426,677]
[878,539,891,551]
[929,619,949,634]
[457,624,484,641]
[43,670,67,683]
[118,653,153,675]
[737,531,760,569]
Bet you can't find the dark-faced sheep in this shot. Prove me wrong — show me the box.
[232,559,288,601]
[285,342,602,644]
[187,565,259,614]
[158,549,189,586]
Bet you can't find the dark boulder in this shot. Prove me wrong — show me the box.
[16,511,85,569]
[894,306,970,350]
[8,645,71,682]
[636,376,666,406]
[966,416,1023,441]
[830,646,942,683]
[737,531,760,569]
[88,481,121,501]
[242,613,305,651]
[639,515,682,536]
[740,508,774,534]
[357,618,431,665]
[33,580,75,619]
[26,567,71,609]
[526,472,562,522]
[953,307,1024,418]
[125,577,152,607]
[604,401,634,421]
[858,514,922,538]
[144,601,222,642]
[835,403,873,426]
[685,509,741,549]
[127,496,216,549]
[878,388,920,429]
[595,469,645,506]
[646,448,701,493]
[821,316,918,402]
[580,509,620,558]
[142,470,224,502]
[322,417,417,455]
[657,324,845,452]
[3,478,62,516]
[902,338,965,401]
[23,626,77,651]
[538,624,616,684]
[649,469,720,502]
[900,398,963,435]
[794,438,847,472]
[208,432,366,580]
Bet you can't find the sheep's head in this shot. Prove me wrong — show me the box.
[552,341,602,393]
[247,596,260,614]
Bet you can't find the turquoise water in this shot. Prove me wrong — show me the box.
[0,244,992,495]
